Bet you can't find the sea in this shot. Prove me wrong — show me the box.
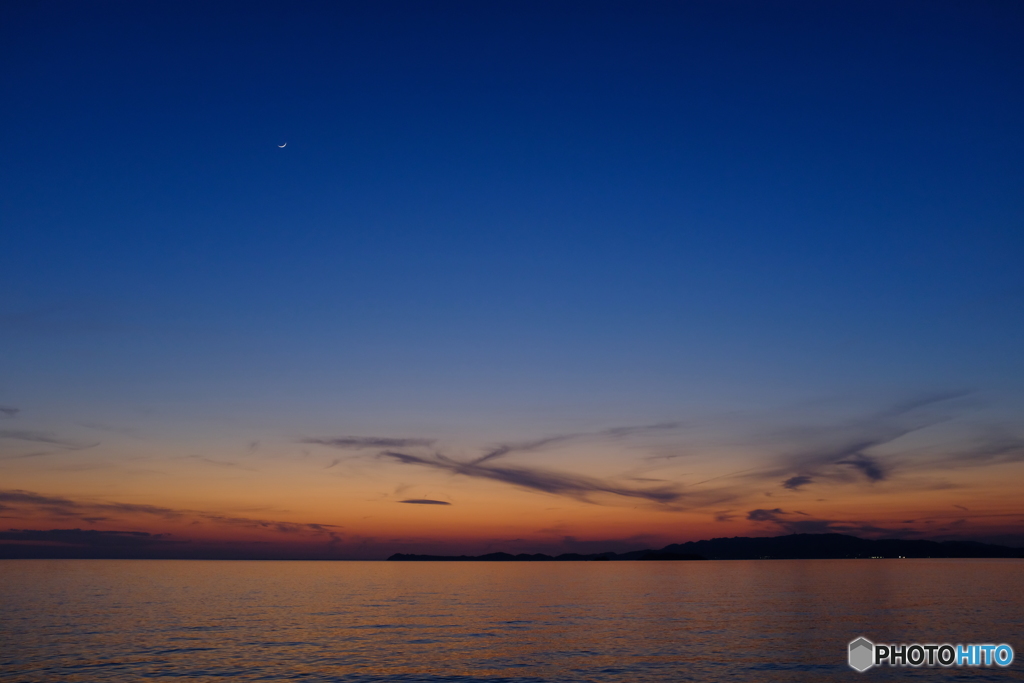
[1,558,1021,681]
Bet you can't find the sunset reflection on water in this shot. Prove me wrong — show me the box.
[2,559,1021,681]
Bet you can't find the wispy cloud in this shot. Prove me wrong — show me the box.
[746,508,846,534]
[600,422,681,438]
[421,401,1003,509]
[931,435,1024,469]
[0,490,80,507]
[0,489,336,535]
[749,392,970,491]
[470,435,577,465]
[398,499,451,505]
[471,422,681,466]
[0,406,18,418]
[835,453,886,481]
[354,395,1024,522]
[0,528,174,548]
[0,429,96,448]
[301,436,436,450]
[744,508,922,537]
[379,450,683,504]
[370,403,1001,509]
[0,490,188,520]
[0,429,100,459]
[309,423,687,505]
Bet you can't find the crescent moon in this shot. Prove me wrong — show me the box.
[278,143,287,148]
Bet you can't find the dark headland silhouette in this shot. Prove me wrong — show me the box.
[388,533,1024,561]
[1,531,1020,560]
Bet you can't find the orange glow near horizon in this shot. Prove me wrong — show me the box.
[3,412,1023,558]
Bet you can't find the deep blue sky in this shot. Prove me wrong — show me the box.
[2,0,1023,432]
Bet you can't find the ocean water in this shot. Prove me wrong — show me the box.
[1,559,1021,682]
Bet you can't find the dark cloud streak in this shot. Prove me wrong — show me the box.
[471,422,681,466]
[379,451,683,504]
[760,392,968,490]
[302,436,436,450]
[0,429,97,449]
[0,528,174,547]
[745,508,922,537]
[782,475,813,490]
[836,453,886,481]
[0,489,336,535]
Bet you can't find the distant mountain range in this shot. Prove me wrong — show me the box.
[388,533,1024,561]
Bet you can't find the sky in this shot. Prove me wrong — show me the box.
[2,0,1023,559]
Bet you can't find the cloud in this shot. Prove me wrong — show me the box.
[398,499,451,505]
[0,528,174,548]
[745,392,969,491]
[600,421,681,437]
[746,508,840,533]
[781,518,844,534]
[471,422,681,466]
[0,406,18,418]
[886,390,970,415]
[0,429,100,459]
[782,475,813,490]
[301,436,436,450]
[370,408,959,509]
[315,398,1020,519]
[445,399,960,512]
[434,402,990,512]
[775,435,900,484]
[198,514,341,534]
[470,435,576,465]
[311,422,692,507]
[379,451,683,504]
[747,508,786,522]
[835,453,886,481]
[0,429,96,448]
[0,489,186,521]
[933,435,1024,469]
[0,488,336,535]
[0,490,76,506]
[744,508,923,537]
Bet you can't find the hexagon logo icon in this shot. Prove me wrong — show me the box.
[848,637,874,672]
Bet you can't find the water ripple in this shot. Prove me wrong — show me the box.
[1,559,1021,682]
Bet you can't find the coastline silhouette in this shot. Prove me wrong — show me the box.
[388,533,1023,561]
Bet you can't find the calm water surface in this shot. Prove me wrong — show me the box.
[1,559,1021,681]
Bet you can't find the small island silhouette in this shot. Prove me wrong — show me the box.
[388,533,1023,561]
